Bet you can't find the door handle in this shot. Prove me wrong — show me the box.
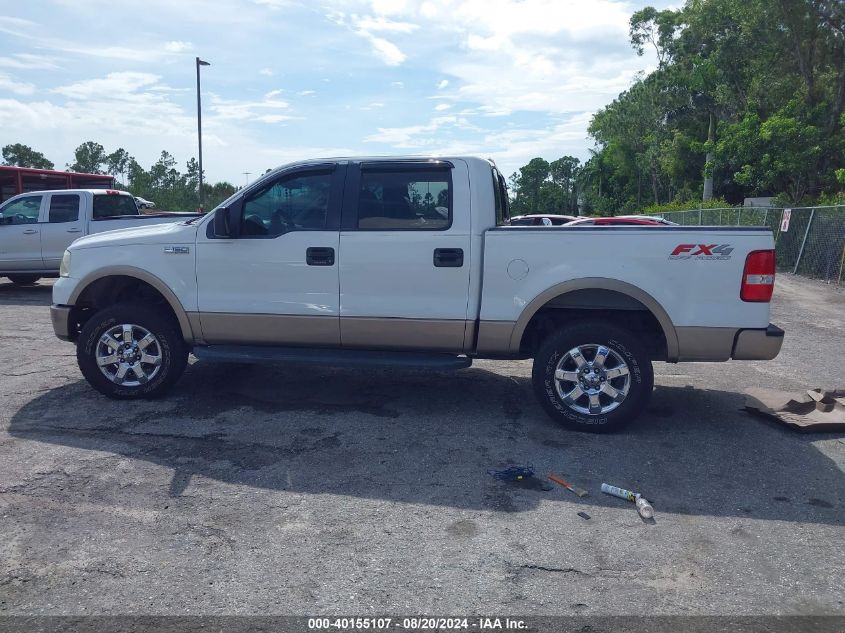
[23,229,38,235]
[306,246,335,266]
[433,247,463,267]
[67,228,82,233]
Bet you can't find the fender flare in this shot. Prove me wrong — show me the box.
[68,266,195,344]
[510,277,679,360]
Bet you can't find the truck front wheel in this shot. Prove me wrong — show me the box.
[76,303,188,399]
[532,321,653,432]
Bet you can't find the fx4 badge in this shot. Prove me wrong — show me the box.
[669,244,733,260]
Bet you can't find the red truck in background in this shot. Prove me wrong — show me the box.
[0,166,114,204]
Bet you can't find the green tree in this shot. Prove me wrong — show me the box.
[1,143,54,169]
[508,156,584,215]
[586,0,845,209]
[514,158,550,214]
[105,148,132,184]
[68,141,107,174]
[549,156,581,213]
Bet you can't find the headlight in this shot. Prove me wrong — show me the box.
[59,250,72,277]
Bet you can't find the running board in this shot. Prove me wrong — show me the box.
[192,345,473,370]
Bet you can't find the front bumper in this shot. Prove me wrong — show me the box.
[50,304,74,341]
[732,323,784,360]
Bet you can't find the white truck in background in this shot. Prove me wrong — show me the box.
[0,189,199,285]
[50,157,784,432]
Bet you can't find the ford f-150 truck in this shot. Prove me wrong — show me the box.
[0,189,199,285]
[50,157,784,431]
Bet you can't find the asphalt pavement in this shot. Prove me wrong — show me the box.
[0,274,843,616]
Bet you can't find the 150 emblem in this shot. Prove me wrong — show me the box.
[669,244,733,260]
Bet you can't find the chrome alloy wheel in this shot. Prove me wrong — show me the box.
[553,344,631,415]
[95,323,163,386]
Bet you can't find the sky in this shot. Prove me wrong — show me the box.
[0,0,677,185]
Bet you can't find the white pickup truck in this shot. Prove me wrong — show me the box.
[0,189,198,285]
[50,157,784,431]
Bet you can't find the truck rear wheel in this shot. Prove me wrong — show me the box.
[76,303,188,399]
[7,274,40,285]
[532,321,653,432]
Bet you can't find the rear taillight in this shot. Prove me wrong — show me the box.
[741,250,776,302]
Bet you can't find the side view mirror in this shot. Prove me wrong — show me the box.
[213,205,241,238]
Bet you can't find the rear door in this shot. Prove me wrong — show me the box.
[40,192,84,268]
[0,194,45,271]
[338,160,472,351]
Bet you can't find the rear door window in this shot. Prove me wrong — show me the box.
[356,168,451,230]
[493,168,509,226]
[93,194,138,218]
[48,194,80,223]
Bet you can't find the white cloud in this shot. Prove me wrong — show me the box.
[0,53,60,70]
[0,73,35,95]
[0,0,668,186]
[361,109,595,177]
[364,115,468,147]
[253,0,292,8]
[330,0,655,117]
[353,16,419,33]
[360,32,406,65]
[0,73,310,183]
[50,41,199,63]
[369,0,408,15]
[52,72,162,100]
[0,15,35,37]
[163,40,193,53]
[210,93,295,123]
[329,11,411,66]
[1,21,200,64]
[0,16,34,27]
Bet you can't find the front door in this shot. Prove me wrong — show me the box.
[195,164,345,346]
[40,192,84,269]
[0,194,45,271]
[338,160,472,352]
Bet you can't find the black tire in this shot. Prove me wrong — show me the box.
[77,303,188,399]
[532,321,654,433]
[7,274,40,285]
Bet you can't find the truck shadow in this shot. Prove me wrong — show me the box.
[8,361,844,524]
[0,279,53,306]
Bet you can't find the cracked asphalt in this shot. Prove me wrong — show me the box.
[0,274,843,615]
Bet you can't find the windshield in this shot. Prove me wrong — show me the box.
[93,194,139,218]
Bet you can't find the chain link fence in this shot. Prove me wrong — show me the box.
[650,206,845,284]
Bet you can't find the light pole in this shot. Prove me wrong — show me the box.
[243,172,251,187]
[196,57,210,210]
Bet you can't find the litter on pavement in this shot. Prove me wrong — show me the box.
[488,465,536,481]
[488,465,553,491]
[547,473,589,497]
[744,387,845,432]
[601,483,655,520]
